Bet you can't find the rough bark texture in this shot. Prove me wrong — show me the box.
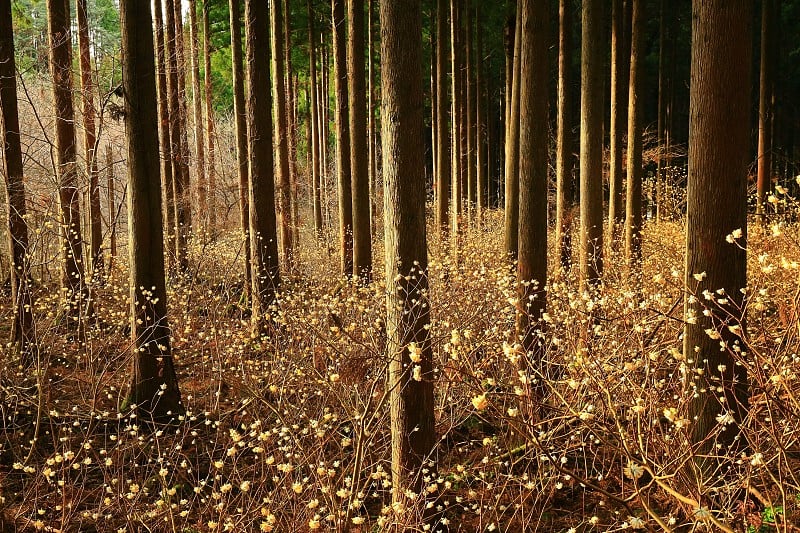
[284,1,300,248]
[504,0,522,260]
[367,0,377,234]
[516,0,549,365]
[308,0,323,237]
[624,0,643,270]
[555,0,573,273]
[475,5,486,219]
[655,0,665,221]
[47,0,88,322]
[608,0,629,243]
[120,0,184,421]
[77,0,103,278]
[203,0,217,231]
[757,0,776,217]
[0,0,34,354]
[450,0,463,240]
[229,0,252,300]
[332,0,353,277]
[347,0,372,283]
[271,0,294,270]
[381,0,435,516]
[684,0,752,477]
[188,0,206,234]
[435,0,450,236]
[579,0,604,289]
[105,145,116,265]
[465,4,475,220]
[245,0,281,336]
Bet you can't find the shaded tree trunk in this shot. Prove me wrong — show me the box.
[367,0,377,235]
[245,0,281,336]
[684,0,752,478]
[450,0,463,241]
[120,0,184,421]
[624,0,643,270]
[188,0,206,235]
[465,3,475,221]
[105,145,117,268]
[332,0,353,277]
[308,0,324,236]
[607,0,629,244]
[757,0,776,217]
[555,0,573,273]
[284,1,300,248]
[435,0,450,236]
[203,0,216,232]
[475,4,487,220]
[380,0,435,516]
[0,0,34,355]
[504,0,522,260]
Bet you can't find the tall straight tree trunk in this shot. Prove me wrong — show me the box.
[203,0,217,232]
[47,0,89,323]
[308,0,323,237]
[757,0,776,217]
[332,0,353,276]
[516,0,549,367]
[579,0,605,289]
[284,0,300,248]
[106,145,116,267]
[173,0,193,240]
[435,0,450,236]
[154,0,177,270]
[607,0,628,243]
[624,0,643,270]
[381,0,435,517]
[504,0,522,260]
[555,0,573,273]
[188,0,206,234]
[367,0,377,234]
[450,0,463,240]
[229,0,252,301]
[0,0,34,355]
[348,0,372,283]
[655,0,665,222]
[271,0,294,271]
[245,0,281,337]
[120,0,184,421]
[76,0,103,279]
[464,3,475,221]
[503,8,514,186]
[475,4,487,219]
[684,0,752,477]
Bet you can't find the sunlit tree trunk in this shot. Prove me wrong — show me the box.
[464,4,475,221]
[0,0,34,355]
[284,1,300,248]
[624,0,643,270]
[655,0,665,222]
[684,0,752,478]
[475,4,487,220]
[188,0,207,235]
[555,0,573,274]
[120,0,184,421]
[435,0,450,236]
[504,0,522,260]
[450,0,463,241]
[332,0,353,276]
[607,0,629,244]
[757,0,776,218]
[308,0,324,236]
[203,0,216,232]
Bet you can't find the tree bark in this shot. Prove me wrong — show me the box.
[504,0,522,260]
[308,0,323,237]
[203,0,216,232]
[380,0,435,517]
[435,0,450,236]
[757,0,776,217]
[188,0,206,235]
[624,0,643,270]
[607,0,629,243]
[284,0,300,248]
[332,0,353,277]
[348,0,372,283]
[684,0,752,478]
[106,145,116,267]
[450,0,463,241]
[0,0,34,355]
[367,0,377,235]
[475,4,487,220]
[245,0,281,336]
[465,3,475,221]
[555,0,573,273]
[120,0,184,421]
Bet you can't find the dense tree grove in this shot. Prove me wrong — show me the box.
[2,0,800,531]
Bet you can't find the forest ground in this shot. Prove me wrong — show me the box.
[1,207,799,532]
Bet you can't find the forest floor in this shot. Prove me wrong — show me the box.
[1,210,799,532]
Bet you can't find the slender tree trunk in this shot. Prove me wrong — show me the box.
[579,0,604,290]
[77,0,103,279]
[450,0,462,241]
[757,0,776,218]
[245,0,281,336]
[229,0,252,301]
[348,0,372,283]
[607,0,628,243]
[120,0,184,421]
[367,0,377,235]
[624,0,643,270]
[308,0,323,236]
[47,0,89,323]
[0,0,34,355]
[154,0,176,271]
[684,0,752,478]
[655,0,665,222]
[381,0,435,518]
[475,4,486,220]
[465,4,475,221]
[203,0,217,232]
[504,0,522,260]
[332,0,353,277]
[284,1,300,249]
[435,0,450,236]
[272,0,294,271]
[188,0,206,235]
[106,145,116,267]
[516,0,549,370]
[555,0,573,273]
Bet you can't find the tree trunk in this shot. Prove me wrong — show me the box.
[380,0,435,518]
[272,0,294,271]
[757,0,776,217]
[435,0,450,236]
[284,0,300,248]
[516,0,549,370]
[504,0,522,260]
[76,0,103,279]
[308,0,323,237]
[450,0,463,241]
[203,0,217,232]
[348,0,372,283]
[607,0,628,244]
[188,0,206,235]
[465,3,475,221]
[47,0,89,324]
[579,0,604,290]
[655,0,665,222]
[229,0,252,301]
[555,0,573,273]
[154,0,176,271]
[367,0,377,235]
[332,0,353,277]
[624,0,643,270]
[475,4,487,220]
[106,145,116,268]
[245,0,281,336]
[684,0,752,478]
[120,0,184,421]
[0,0,35,355]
